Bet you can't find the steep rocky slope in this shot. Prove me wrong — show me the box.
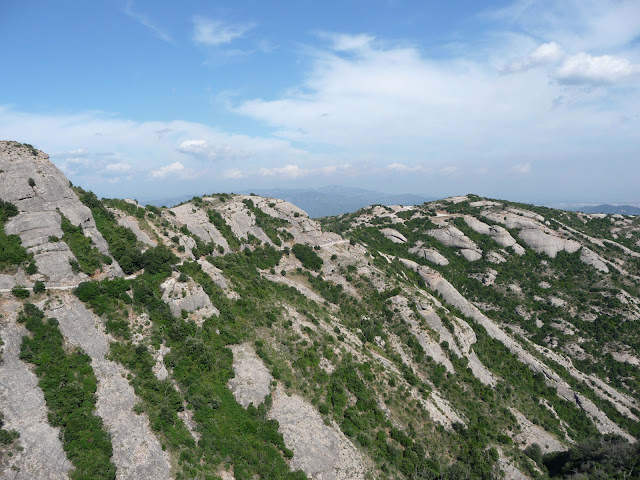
[1,142,639,480]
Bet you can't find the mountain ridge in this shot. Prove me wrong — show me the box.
[1,141,639,480]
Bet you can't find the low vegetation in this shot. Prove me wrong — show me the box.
[18,303,116,480]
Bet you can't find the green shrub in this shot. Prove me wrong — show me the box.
[33,280,45,294]
[11,285,30,298]
[292,244,323,271]
[18,304,116,479]
[60,213,110,274]
[0,200,30,270]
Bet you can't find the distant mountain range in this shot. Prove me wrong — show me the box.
[240,186,434,217]
[565,204,640,215]
[144,186,434,218]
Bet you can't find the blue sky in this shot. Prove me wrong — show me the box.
[1,0,639,204]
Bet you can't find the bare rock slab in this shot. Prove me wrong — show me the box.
[269,387,368,480]
[46,295,172,480]
[0,300,72,480]
[228,344,273,408]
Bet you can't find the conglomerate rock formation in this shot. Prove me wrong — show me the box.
[1,141,639,479]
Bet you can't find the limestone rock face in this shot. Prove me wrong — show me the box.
[227,343,369,479]
[215,195,342,247]
[580,247,609,273]
[160,272,219,325]
[510,408,566,454]
[0,300,72,480]
[197,258,240,299]
[228,344,273,408]
[109,208,157,247]
[464,215,525,255]
[46,295,172,480]
[517,229,581,258]
[269,387,368,480]
[470,268,498,286]
[381,227,407,244]
[484,210,581,258]
[215,197,273,245]
[485,211,541,230]
[399,259,635,442]
[170,203,230,252]
[0,141,121,284]
[408,243,449,265]
[428,226,482,261]
[486,251,507,263]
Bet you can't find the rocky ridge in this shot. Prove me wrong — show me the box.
[1,144,639,479]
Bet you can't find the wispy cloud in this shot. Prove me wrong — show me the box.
[123,1,173,43]
[503,42,564,73]
[386,163,425,173]
[553,53,640,85]
[222,163,352,180]
[104,162,132,173]
[150,162,184,179]
[178,139,247,161]
[192,16,255,46]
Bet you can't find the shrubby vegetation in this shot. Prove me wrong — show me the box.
[0,199,30,271]
[75,186,179,275]
[242,198,290,246]
[75,247,306,479]
[0,412,19,448]
[206,209,240,250]
[291,244,323,271]
[18,304,116,479]
[544,435,640,479]
[11,285,30,298]
[60,213,111,274]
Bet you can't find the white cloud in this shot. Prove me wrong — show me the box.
[0,106,319,197]
[104,162,132,173]
[386,163,424,172]
[178,139,241,160]
[150,162,184,179]
[192,16,255,46]
[222,168,245,179]
[504,42,564,73]
[319,32,375,52]
[488,0,640,52]
[223,163,352,181]
[123,1,173,43]
[553,53,640,85]
[259,165,305,179]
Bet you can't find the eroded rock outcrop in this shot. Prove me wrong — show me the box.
[428,226,482,261]
[160,272,219,325]
[228,344,273,408]
[510,408,567,454]
[109,207,157,247]
[408,242,449,265]
[170,203,230,252]
[0,300,72,480]
[46,294,172,480]
[399,258,635,442]
[227,344,369,479]
[517,229,581,258]
[381,227,407,244]
[0,141,121,284]
[269,387,369,480]
[464,215,525,254]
